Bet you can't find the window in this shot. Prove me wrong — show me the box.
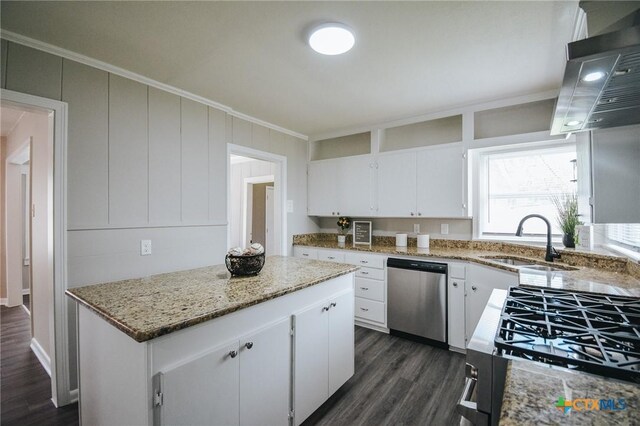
[475,142,577,240]
[606,224,640,252]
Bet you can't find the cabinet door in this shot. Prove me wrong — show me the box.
[308,161,338,216]
[294,301,329,425]
[160,341,240,426]
[448,278,466,349]
[337,155,374,216]
[416,144,465,218]
[328,291,355,396]
[376,152,417,217]
[239,318,291,426]
[465,265,517,341]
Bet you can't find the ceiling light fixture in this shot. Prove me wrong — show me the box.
[582,71,606,82]
[566,120,582,126]
[308,23,355,55]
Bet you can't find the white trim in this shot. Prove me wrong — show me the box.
[68,389,79,404]
[227,144,287,256]
[30,337,52,377]
[354,320,389,334]
[22,288,30,295]
[0,298,6,305]
[0,30,308,141]
[1,89,71,407]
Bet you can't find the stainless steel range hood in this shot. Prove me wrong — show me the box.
[551,6,640,135]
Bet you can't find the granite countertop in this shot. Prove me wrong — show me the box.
[500,359,640,425]
[66,256,358,342]
[293,235,640,296]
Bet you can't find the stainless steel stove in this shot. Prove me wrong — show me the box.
[457,286,640,425]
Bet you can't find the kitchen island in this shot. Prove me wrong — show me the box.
[66,256,357,426]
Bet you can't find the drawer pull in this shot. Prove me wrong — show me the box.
[360,307,369,312]
[328,256,335,260]
[361,271,369,275]
[302,253,309,257]
[360,260,368,264]
[360,287,369,291]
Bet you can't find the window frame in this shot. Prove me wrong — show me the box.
[471,139,578,243]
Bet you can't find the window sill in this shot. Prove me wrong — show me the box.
[475,235,563,246]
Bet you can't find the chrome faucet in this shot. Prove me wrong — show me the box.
[515,214,560,262]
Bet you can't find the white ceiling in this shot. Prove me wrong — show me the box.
[1,1,579,137]
[0,105,26,137]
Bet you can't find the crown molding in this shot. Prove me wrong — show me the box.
[0,30,308,141]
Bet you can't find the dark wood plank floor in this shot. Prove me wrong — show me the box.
[303,326,465,426]
[1,305,79,426]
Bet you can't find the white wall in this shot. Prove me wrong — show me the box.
[1,39,318,392]
[5,110,53,359]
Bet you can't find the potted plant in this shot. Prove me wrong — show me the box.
[552,193,582,248]
[336,216,351,244]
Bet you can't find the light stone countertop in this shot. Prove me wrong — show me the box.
[293,236,640,296]
[500,359,640,425]
[66,256,358,342]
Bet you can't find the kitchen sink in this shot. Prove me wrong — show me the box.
[481,257,536,267]
[480,255,579,271]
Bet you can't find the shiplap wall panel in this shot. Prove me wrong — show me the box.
[1,39,7,88]
[209,107,227,223]
[232,116,252,147]
[268,129,287,156]
[62,60,109,229]
[108,75,149,226]
[5,42,62,100]
[148,87,181,224]
[252,123,270,152]
[181,98,209,223]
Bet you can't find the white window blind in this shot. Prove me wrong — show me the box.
[606,224,640,250]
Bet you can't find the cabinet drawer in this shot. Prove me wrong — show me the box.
[318,250,345,263]
[355,277,385,302]
[355,298,385,323]
[345,252,384,269]
[294,247,317,260]
[355,267,385,281]
[449,264,466,279]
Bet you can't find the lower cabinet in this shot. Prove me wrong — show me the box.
[447,276,466,350]
[157,318,290,426]
[464,264,518,342]
[294,290,354,425]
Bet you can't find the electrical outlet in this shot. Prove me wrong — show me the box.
[140,240,152,256]
[441,224,449,235]
[413,224,420,234]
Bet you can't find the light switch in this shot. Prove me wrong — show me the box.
[287,200,294,213]
[413,224,420,234]
[441,224,449,235]
[140,240,152,256]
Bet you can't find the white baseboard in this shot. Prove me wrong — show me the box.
[22,288,30,295]
[69,388,79,404]
[355,320,390,334]
[30,338,51,377]
[0,298,6,306]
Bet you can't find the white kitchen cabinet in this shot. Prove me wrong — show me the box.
[159,340,240,426]
[308,155,375,217]
[354,276,384,301]
[416,144,466,218]
[317,249,345,263]
[239,319,291,426]
[465,264,517,342]
[293,246,318,260]
[158,318,290,426]
[294,289,354,425]
[376,151,417,217]
[308,161,338,216]
[447,277,466,350]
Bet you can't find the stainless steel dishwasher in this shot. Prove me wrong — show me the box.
[387,258,447,346]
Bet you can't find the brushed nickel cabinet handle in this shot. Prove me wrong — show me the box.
[360,307,369,312]
[244,342,253,350]
[360,287,369,291]
[228,350,238,358]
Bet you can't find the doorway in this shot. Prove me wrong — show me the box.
[227,145,287,256]
[1,88,71,407]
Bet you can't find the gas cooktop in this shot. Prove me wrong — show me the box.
[495,286,640,383]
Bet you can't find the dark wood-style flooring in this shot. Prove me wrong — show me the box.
[303,326,465,426]
[1,305,79,426]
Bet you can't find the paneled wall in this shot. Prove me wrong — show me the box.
[1,39,317,392]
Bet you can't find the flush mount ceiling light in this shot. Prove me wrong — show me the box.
[308,23,355,55]
[566,120,582,126]
[582,71,606,82]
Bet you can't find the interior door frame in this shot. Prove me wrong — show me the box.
[265,185,275,255]
[227,144,287,256]
[242,175,274,247]
[1,89,71,407]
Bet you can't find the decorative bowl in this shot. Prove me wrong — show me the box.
[225,253,265,276]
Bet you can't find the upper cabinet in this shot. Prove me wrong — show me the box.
[588,124,640,223]
[376,152,417,217]
[416,144,466,218]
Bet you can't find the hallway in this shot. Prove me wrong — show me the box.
[0,305,78,425]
